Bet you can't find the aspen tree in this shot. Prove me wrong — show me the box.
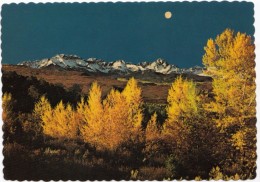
[2,93,12,123]
[122,77,143,128]
[34,96,52,137]
[76,97,88,130]
[65,103,78,139]
[2,93,15,141]
[166,76,199,124]
[80,82,104,148]
[102,89,130,150]
[203,29,256,178]
[144,112,162,158]
[145,112,160,142]
[203,29,255,127]
[80,78,144,151]
[34,97,78,139]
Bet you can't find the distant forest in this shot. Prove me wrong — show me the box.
[2,29,256,180]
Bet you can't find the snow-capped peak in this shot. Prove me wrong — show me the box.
[143,58,178,74]
[18,54,204,75]
[110,60,128,72]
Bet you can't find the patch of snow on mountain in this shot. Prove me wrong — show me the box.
[145,58,173,74]
[40,59,56,68]
[126,64,140,72]
[18,54,204,75]
[87,62,106,73]
[111,60,128,72]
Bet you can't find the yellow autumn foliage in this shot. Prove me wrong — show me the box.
[80,78,143,151]
[209,166,224,180]
[34,96,78,139]
[166,76,199,124]
[203,29,255,128]
[103,89,133,150]
[2,93,12,123]
[162,77,200,162]
[203,29,256,177]
[34,96,52,136]
[80,81,104,147]
[145,112,160,142]
[122,77,143,127]
[76,96,88,130]
[144,112,163,156]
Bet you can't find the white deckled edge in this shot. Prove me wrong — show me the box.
[0,1,258,182]
[254,1,260,182]
[0,0,257,4]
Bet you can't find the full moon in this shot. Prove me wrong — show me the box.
[165,11,172,19]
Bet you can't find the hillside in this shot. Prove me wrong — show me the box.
[2,64,212,104]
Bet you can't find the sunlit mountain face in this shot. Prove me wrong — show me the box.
[18,54,204,75]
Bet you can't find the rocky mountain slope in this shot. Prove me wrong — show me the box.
[18,54,204,75]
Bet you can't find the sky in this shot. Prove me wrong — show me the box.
[1,2,254,67]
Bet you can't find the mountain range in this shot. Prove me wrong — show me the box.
[18,54,204,75]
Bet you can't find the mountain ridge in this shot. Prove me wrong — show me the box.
[18,54,204,75]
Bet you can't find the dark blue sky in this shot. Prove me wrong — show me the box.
[1,2,254,67]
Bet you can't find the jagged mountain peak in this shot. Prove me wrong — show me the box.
[155,58,167,64]
[18,54,204,75]
[52,54,82,60]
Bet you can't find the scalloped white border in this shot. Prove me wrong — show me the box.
[0,1,259,182]
[0,0,257,3]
